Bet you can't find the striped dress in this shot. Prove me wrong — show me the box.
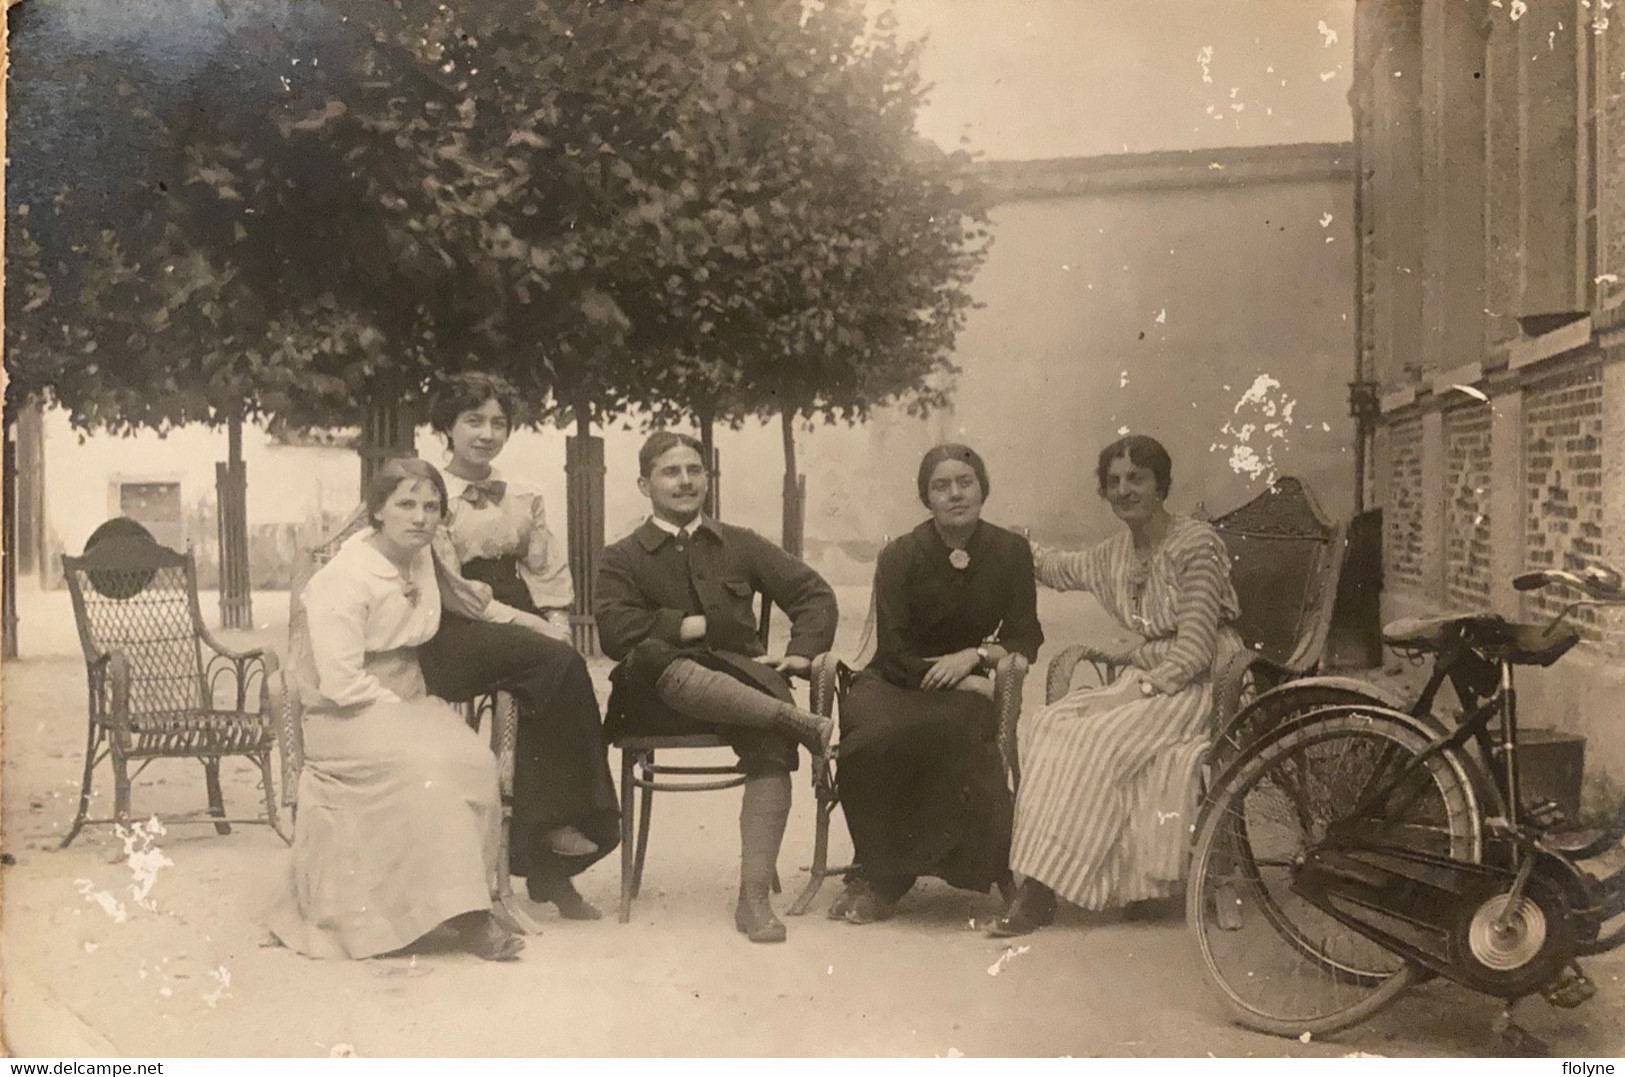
[1009,516,1242,909]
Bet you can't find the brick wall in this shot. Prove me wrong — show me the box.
[1524,367,1606,639]
[1443,403,1493,608]
[1385,415,1426,590]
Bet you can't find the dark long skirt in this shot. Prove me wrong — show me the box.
[417,613,620,888]
[604,638,799,775]
[836,669,1012,894]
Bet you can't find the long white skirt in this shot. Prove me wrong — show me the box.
[268,698,499,959]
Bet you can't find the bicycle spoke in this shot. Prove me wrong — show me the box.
[1188,710,1479,1038]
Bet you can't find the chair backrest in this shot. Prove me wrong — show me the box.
[1209,476,1345,676]
[62,535,210,717]
[286,506,372,711]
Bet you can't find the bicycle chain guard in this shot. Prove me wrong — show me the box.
[1292,842,1578,1001]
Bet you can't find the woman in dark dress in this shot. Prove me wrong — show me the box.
[415,372,619,920]
[831,444,1044,924]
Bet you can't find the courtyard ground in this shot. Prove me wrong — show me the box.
[4,580,1623,1057]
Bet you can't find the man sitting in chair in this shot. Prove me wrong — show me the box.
[595,432,838,943]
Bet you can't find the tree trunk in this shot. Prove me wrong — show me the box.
[698,411,719,519]
[565,403,605,656]
[359,400,419,490]
[780,410,806,558]
[215,414,252,629]
[2,420,18,660]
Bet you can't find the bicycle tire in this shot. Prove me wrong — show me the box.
[1205,683,1397,805]
[1187,708,1481,1038]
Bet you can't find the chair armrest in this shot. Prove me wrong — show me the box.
[1045,643,1130,705]
[204,643,277,714]
[267,666,305,811]
[198,623,272,664]
[1209,649,1257,735]
[809,652,838,719]
[994,653,1029,792]
[1242,653,1297,694]
[801,652,839,803]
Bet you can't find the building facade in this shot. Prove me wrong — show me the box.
[1355,0,1625,781]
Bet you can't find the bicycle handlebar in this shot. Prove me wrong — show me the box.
[1513,562,1625,602]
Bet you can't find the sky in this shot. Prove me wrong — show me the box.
[886,0,1357,160]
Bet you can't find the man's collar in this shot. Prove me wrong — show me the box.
[637,514,716,550]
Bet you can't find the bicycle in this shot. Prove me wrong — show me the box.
[1186,562,1625,1043]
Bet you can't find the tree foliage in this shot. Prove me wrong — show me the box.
[7,0,989,445]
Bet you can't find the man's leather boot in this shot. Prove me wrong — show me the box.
[656,659,832,755]
[735,770,791,943]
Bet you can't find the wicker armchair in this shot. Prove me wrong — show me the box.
[269,510,539,934]
[60,530,286,847]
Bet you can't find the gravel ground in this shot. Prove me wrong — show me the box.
[5,583,1623,1057]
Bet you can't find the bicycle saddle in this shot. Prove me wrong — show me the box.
[1382,613,1580,666]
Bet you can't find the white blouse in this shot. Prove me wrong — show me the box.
[302,532,441,708]
[439,468,574,617]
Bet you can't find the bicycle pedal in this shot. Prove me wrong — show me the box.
[1542,963,1596,1009]
[1525,799,1569,830]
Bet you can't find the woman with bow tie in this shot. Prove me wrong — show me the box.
[416,372,619,921]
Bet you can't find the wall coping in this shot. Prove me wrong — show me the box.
[973,141,1354,203]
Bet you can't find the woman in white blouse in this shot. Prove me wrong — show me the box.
[269,459,522,961]
[416,372,618,920]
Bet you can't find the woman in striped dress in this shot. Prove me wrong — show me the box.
[990,435,1242,936]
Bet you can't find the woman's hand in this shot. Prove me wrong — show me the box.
[514,611,570,642]
[754,654,812,678]
[921,648,981,691]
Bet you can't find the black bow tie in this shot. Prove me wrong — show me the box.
[461,479,507,509]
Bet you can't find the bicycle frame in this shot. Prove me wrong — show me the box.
[1340,593,1622,853]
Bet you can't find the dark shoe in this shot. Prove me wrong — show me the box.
[842,887,896,926]
[1121,894,1182,922]
[735,882,788,943]
[528,876,603,921]
[454,912,525,961]
[987,880,1056,938]
[828,879,864,921]
[545,825,600,858]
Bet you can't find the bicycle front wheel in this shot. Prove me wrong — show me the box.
[1187,709,1481,1038]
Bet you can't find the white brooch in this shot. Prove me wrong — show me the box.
[948,549,971,570]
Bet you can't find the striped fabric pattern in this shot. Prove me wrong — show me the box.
[1010,517,1242,909]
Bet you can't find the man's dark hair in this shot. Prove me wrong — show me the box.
[638,431,707,478]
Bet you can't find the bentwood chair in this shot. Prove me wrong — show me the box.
[60,525,287,847]
[612,599,839,923]
[270,508,539,934]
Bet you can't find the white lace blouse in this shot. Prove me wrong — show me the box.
[437,468,574,620]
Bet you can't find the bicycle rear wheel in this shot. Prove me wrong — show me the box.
[1187,709,1480,1037]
